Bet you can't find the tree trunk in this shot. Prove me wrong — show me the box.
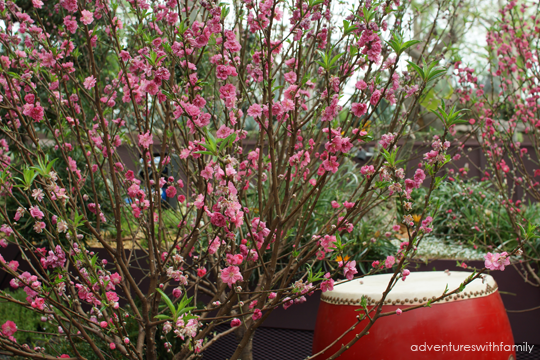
[234,325,254,360]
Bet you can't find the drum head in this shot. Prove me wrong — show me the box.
[321,271,497,306]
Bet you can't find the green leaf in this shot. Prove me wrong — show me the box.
[227,133,237,147]
[402,40,421,51]
[430,102,468,128]
[194,150,214,155]
[426,69,447,83]
[362,7,376,23]
[329,53,344,67]
[178,306,196,317]
[219,133,237,153]
[360,295,367,308]
[202,129,218,154]
[90,254,98,267]
[156,288,177,318]
[386,33,421,56]
[176,295,194,315]
[178,20,188,35]
[154,314,173,320]
[315,60,326,69]
[342,20,358,36]
[407,61,425,80]
[221,5,230,20]
[381,147,399,166]
[7,72,21,80]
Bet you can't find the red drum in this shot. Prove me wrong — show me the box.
[313,271,515,360]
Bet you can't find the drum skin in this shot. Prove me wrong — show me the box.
[312,291,515,359]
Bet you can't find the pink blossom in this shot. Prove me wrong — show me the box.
[40,246,66,269]
[221,266,243,287]
[484,252,510,271]
[106,291,119,303]
[216,65,232,80]
[80,10,94,25]
[351,103,368,117]
[200,166,214,180]
[331,201,340,208]
[31,297,45,310]
[22,103,44,122]
[119,51,131,62]
[370,90,381,105]
[321,278,334,292]
[166,187,177,198]
[405,85,419,98]
[197,268,207,277]
[231,318,242,327]
[226,253,244,265]
[172,288,182,298]
[138,132,153,149]
[216,125,233,139]
[63,15,78,34]
[208,236,221,254]
[414,168,426,186]
[343,202,355,209]
[224,39,241,52]
[142,80,160,96]
[210,212,227,227]
[247,104,262,118]
[2,321,17,336]
[385,256,395,269]
[284,71,297,84]
[29,206,44,219]
[322,156,339,173]
[83,76,96,90]
[283,297,294,310]
[342,260,358,280]
[320,235,337,252]
[379,133,395,149]
[420,216,433,233]
[396,308,402,315]
[219,84,237,109]
[355,80,367,90]
[402,269,410,281]
[110,272,122,285]
[7,261,18,272]
[360,165,375,177]
[252,308,262,321]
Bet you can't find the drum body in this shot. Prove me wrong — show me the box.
[313,272,515,360]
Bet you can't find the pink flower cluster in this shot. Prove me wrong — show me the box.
[484,252,510,271]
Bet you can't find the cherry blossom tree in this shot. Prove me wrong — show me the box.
[0,0,492,358]
[452,0,540,282]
